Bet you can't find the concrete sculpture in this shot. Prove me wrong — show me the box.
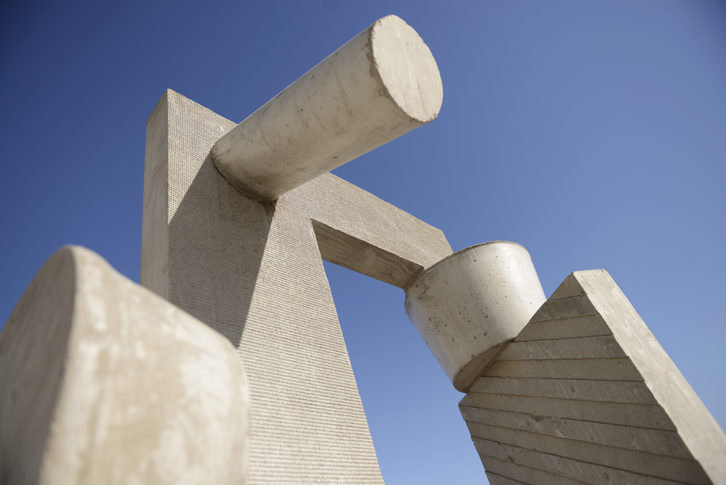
[1,12,724,485]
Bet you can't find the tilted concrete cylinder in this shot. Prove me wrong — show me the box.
[405,242,546,392]
[212,14,443,201]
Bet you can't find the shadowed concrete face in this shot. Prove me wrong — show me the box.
[0,246,249,485]
[212,14,443,202]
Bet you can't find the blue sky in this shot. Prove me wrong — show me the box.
[1,1,725,483]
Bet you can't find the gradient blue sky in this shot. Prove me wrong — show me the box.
[2,1,725,483]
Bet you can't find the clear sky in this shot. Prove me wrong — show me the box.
[1,1,725,483]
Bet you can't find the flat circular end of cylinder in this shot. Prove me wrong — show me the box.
[371,15,443,124]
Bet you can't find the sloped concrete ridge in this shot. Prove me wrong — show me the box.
[460,270,726,484]
[0,246,249,485]
[405,242,545,391]
[212,14,443,201]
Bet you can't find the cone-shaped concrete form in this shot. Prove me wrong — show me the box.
[212,14,443,201]
[405,242,546,392]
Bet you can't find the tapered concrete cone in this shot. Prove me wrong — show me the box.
[405,241,546,391]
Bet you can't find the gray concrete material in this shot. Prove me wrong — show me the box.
[0,246,249,485]
[142,89,452,483]
[486,358,643,381]
[515,314,610,341]
[461,393,676,431]
[481,455,583,485]
[485,473,528,485]
[470,376,658,404]
[405,241,545,391]
[312,219,421,288]
[574,270,726,484]
[461,271,726,484]
[212,15,443,202]
[141,93,170,299]
[144,90,383,484]
[475,438,683,485]
[468,422,709,483]
[462,406,691,458]
[298,174,452,288]
[529,294,598,322]
[496,335,627,360]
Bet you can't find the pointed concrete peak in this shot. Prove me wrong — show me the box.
[571,269,614,294]
[146,90,171,125]
[549,272,586,300]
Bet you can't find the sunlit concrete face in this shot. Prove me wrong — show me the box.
[0,246,249,485]
[212,14,443,202]
[405,241,546,392]
[460,270,726,484]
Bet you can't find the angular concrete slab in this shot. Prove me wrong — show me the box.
[0,246,249,485]
[460,270,726,484]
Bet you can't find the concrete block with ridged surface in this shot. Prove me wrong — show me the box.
[461,270,726,484]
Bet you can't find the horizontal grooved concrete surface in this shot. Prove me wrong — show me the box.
[475,438,682,485]
[460,271,725,484]
[482,455,583,485]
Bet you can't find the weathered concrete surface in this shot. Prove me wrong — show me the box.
[460,270,726,484]
[212,14,443,201]
[141,89,451,483]
[0,246,249,485]
[405,242,545,391]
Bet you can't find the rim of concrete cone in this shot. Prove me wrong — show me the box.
[405,240,528,293]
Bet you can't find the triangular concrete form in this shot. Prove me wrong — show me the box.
[460,270,726,484]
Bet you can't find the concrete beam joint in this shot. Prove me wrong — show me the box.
[212,14,443,201]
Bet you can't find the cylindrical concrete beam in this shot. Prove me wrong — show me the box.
[212,15,443,201]
[405,242,546,392]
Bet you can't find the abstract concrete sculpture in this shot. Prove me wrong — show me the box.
[1,12,725,485]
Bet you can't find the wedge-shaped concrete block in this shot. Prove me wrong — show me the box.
[461,270,726,484]
[0,246,249,485]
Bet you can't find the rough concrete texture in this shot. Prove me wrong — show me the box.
[460,270,726,484]
[0,246,249,485]
[405,242,545,391]
[141,89,452,483]
[212,14,443,201]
